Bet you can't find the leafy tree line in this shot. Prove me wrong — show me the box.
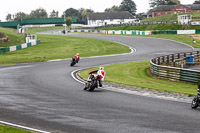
[6,0,138,22]
[6,8,57,21]
[105,0,137,16]
[62,8,94,21]
[6,8,94,22]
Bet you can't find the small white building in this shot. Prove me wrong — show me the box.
[87,11,136,26]
[178,14,192,25]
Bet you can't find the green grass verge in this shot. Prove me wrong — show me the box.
[0,28,25,47]
[25,26,64,34]
[0,34,130,63]
[80,61,197,96]
[0,124,34,133]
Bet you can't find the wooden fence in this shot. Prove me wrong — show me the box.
[150,51,200,83]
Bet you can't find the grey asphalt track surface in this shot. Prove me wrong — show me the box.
[0,31,199,133]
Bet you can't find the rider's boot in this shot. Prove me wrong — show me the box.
[99,80,102,87]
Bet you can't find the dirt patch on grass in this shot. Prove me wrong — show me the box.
[190,34,200,40]
[0,33,9,42]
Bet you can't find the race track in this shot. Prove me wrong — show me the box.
[0,32,199,133]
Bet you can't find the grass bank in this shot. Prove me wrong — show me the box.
[0,34,130,63]
[0,28,25,47]
[100,23,182,31]
[141,14,178,22]
[100,23,200,31]
[80,61,197,96]
[0,124,34,133]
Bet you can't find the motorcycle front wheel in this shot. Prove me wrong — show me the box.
[191,96,199,109]
[88,80,97,92]
[84,82,89,90]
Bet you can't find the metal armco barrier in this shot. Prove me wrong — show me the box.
[150,51,200,83]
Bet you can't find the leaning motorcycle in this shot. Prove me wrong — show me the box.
[191,96,200,109]
[84,74,99,92]
[70,58,76,67]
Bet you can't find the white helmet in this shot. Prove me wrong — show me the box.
[99,66,104,70]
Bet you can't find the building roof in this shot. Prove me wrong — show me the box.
[88,11,135,20]
[147,9,153,16]
[152,5,177,11]
[152,4,200,12]
[185,4,200,10]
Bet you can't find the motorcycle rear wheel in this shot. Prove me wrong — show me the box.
[191,96,199,109]
[70,61,75,66]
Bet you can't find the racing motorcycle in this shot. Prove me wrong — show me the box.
[191,84,200,109]
[191,96,200,109]
[84,74,100,92]
[70,58,76,67]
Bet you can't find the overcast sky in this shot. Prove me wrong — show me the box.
[0,0,195,22]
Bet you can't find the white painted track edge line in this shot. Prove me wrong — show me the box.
[141,36,194,50]
[0,121,50,133]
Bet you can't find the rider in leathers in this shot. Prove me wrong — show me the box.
[88,66,105,87]
[72,53,80,63]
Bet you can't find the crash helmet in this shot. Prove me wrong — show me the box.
[76,53,79,56]
[99,66,104,70]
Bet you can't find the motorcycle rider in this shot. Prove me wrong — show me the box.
[88,66,105,87]
[72,53,80,63]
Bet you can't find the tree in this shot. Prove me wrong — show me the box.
[105,5,121,12]
[81,9,88,21]
[14,12,29,21]
[119,0,137,16]
[64,8,79,18]
[81,9,94,21]
[136,13,145,20]
[149,0,180,8]
[193,0,200,4]
[66,17,72,28]
[49,10,59,18]
[78,8,85,20]
[6,14,12,21]
[30,8,48,18]
[63,8,94,21]
[168,0,180,5]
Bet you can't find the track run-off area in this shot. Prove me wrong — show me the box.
[0,31,199,133]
